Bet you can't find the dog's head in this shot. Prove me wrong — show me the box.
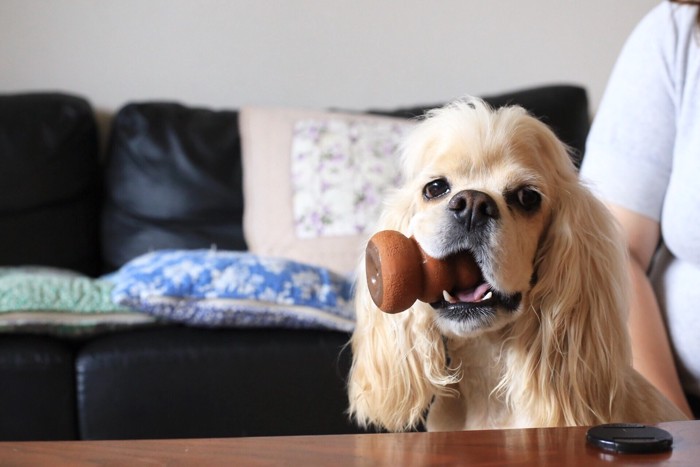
[349,98,632,431]
[398,99,568,337]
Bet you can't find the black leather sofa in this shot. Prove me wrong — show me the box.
[0,85,590,440]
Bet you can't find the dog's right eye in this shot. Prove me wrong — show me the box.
[423,179,450,200]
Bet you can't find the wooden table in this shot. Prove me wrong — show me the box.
[1,420,697,466]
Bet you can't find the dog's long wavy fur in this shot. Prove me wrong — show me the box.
[348,98,687,432]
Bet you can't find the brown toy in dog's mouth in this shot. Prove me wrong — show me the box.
[365,230,482,313]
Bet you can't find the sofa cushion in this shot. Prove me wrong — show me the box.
[76,327,366,439]
[239,107,413,275]
[0,335,78,440]
[0,93,101,276]
[102,103,247,272]
[368,84,590,166]
[239,85,589,276]
[107,249,354,332]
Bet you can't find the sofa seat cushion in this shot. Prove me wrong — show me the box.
[0,335,78,440]
[75,327,366,439]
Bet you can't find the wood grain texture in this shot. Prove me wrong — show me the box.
[1,421,696,466]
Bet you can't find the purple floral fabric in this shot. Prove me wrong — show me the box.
[291,118,413,238]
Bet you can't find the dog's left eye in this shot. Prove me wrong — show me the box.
[516,187,541,211]
[423,179,450,200]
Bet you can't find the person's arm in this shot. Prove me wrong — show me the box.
[608,203,693,418]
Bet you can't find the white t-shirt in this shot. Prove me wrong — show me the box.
[581,2,700,398]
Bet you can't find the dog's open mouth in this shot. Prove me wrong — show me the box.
[442,282,494,304]
[430,252,522,319]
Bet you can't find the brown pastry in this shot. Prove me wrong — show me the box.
[365,230,481,313]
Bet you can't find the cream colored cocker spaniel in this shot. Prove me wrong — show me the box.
[348,98,687,432]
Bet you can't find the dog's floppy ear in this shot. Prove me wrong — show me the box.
[508,125,633,425]
[347,192,457,432]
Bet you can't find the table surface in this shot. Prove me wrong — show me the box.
[1,420,697,466]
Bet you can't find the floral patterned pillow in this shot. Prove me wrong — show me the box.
[291,118,410,238]
[106,249,355,332]
[239,107,414,275]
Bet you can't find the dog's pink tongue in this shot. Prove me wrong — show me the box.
[455,283,491,303]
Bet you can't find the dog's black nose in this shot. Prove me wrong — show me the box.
[448,190,499,230]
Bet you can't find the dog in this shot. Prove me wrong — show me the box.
[347,98,687,432]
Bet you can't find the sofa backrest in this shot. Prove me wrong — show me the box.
[0,85,589,275]
[101,103,247,272]
[368,84,590,167]
[0,93,101,276]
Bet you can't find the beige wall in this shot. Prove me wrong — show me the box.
[0,0,659,115]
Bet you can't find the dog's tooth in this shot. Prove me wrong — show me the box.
[443,290,457,303]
